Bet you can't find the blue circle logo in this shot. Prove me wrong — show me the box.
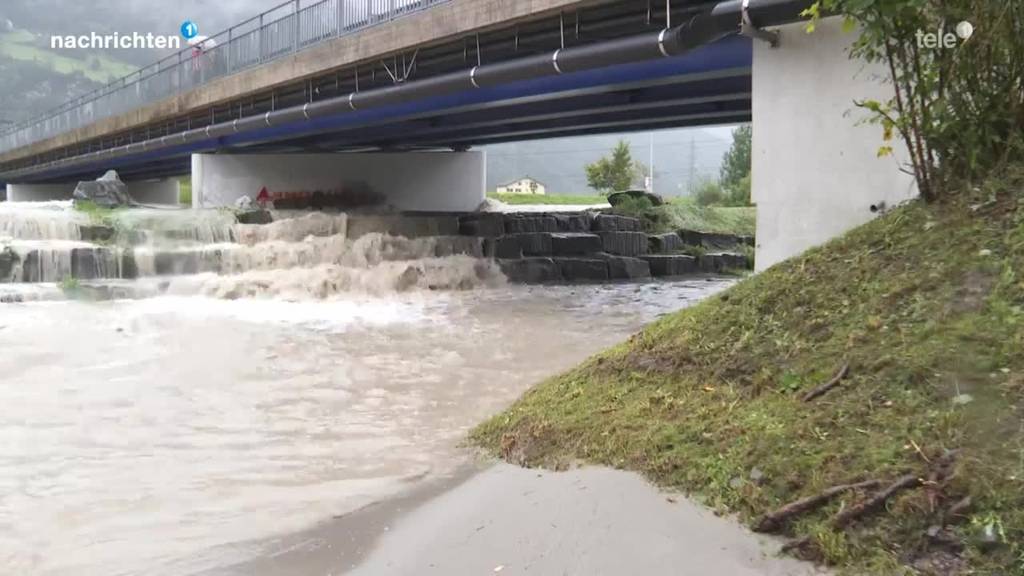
[180,20,199,39]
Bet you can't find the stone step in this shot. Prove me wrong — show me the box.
[551,233,603,255]
[433,236,485,258]
[504,215,558,234]
[591,213,641,232]
[598,231,648,256]
[642,254,698,277]
[552,213,593,232]
[678,229,754,251]
[11,245,125,283]
[600,255,651,280]
[459,213,505,237]
[512,232,554,256]
[698,252,750,272]
[553,257,609,282]
[647,232,685,254]
[498,257,561,284]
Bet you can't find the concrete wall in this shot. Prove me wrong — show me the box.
[751,18,917,271]
[192,151,485,211]
[6,179,180,204]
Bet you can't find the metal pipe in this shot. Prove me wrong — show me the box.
[3,0,811,180]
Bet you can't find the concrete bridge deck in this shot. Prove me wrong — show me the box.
[0,0,753,183]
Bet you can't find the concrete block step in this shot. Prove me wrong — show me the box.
[484,236,523,259]
[551,233,603,255]
[698,252,750,272]
[504,215,558,234]
[642,254,698,277]
[552,213,593,232]
[678,229,754,251]
[591,213,641,232]
[553,257,609,282]
[458,213,505,237]
[647,232,685,254]
[600,255,651,280]
[498,257,562,284]
[598,231,648,256]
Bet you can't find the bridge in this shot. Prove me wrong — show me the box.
[0,0,917,269]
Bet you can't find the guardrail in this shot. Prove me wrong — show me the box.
[0,0,450,155]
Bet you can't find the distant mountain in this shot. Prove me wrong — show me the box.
[483,127,737,198]
[0,0,277,124]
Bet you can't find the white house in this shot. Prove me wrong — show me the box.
[496,177,546,195]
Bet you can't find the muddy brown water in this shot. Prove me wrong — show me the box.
[0,200,734,575]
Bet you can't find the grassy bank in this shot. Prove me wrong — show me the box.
[611,197,757,236]
[474,185,1024,574]
[488,192,608,205]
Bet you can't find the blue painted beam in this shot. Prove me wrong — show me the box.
[17,35,752,182]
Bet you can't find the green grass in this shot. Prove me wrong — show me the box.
[660,198,756,236]
[178,178,192,206]
[610,196,756,236]
[474,176,1024,574]
[0,29,137,83]
[488,192,609,205]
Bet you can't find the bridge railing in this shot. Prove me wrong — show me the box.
[0,0,449,156]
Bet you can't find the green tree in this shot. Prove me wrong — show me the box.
[720,125,752,206]
[586,140,637,194]
[806,0,1024,200]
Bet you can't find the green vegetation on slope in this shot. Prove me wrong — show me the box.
[475,184,1024,574]
[611,196,756,236]
[0,29,137,83]
[487,192,608,205]
[658,198,756,236]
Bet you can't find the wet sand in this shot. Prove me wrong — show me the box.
[226,460,823,576]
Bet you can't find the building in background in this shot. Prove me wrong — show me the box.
[484,127,733,198]
[496,177,546,195]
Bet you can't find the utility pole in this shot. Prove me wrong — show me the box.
[648,132,655,193]
[687,136,696,193]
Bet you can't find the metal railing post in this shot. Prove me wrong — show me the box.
[294,0,301,51]
[259,13,265,62]
[227,27,233,72]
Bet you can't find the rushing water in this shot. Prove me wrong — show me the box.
[0,201,734,575]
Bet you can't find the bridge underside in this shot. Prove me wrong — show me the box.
[13,36,751,184]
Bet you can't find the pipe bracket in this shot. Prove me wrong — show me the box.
[657,29,671,57]
[740,0,779,47]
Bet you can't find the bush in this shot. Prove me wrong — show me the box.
[692,179,725,207]
[811,0,1024,199]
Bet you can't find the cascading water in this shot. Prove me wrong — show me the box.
[0,203,498,301]
[0,200,90,241]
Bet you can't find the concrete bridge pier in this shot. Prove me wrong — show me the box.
[751,18,918,271]
[5,179,181,204]
[190,151,486,211]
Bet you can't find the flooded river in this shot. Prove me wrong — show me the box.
[0,201,732,575]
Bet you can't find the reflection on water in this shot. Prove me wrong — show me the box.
[0,280,731,575]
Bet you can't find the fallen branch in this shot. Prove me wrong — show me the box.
[753,479,882,533]
[832,474,922,528]
[780,536,813,554]
[945,495,972,520]
[802,363,851,402]
[926,449,960,511]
